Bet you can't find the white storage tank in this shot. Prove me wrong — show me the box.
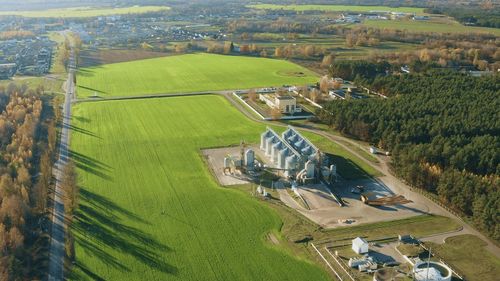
[245,149,254,169]
[305,160,315,178]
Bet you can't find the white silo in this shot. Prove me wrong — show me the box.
[305,160,315,178]
[245,149,254,169]
[265,137,274,156]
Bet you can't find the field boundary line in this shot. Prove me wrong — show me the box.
[325,247,356,281]
[311,243,344,281]
[232,92,267,120]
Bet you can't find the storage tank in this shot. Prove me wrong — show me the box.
[265,137,274,156]
[223,157,230,169]
[245,149,254,169]
[285,155,297,173]
[271,142,281,163]
[413,261,452,281]
[305,160,315,178]
[260,132,268,150]
[277,149,287,169]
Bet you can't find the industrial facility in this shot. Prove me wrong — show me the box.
[260,126,336,182]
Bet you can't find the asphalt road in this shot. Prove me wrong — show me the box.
[48,46,75,281]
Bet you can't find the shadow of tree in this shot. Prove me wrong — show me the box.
[67,123,101,138]
[71,188,177,279]
[69,149,113,181]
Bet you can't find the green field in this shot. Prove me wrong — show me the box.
[69,95,331,280]
[248,4,424,14]
[0,5,169,18]
[77,54,319,98]
[363,19,500,36]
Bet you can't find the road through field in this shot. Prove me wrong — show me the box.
[48,42,76,281]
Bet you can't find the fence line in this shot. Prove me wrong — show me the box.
[311,243,344,281]
[324,247,356,281]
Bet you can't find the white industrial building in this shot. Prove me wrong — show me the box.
[259,94,301,114]
[352,237,369,254]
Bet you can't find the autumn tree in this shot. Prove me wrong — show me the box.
[321,53,335,68]
[270,107,282,120]
[247,89,257,102]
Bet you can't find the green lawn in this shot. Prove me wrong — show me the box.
[69,95,331,280]
[248,4,424,14]
[0,6,169,18]
[363,19,500,36]
[76,53,319,98]
[428,235,500,281]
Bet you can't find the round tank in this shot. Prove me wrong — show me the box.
[265,137,273,156]
[285,155,296,171]
[277,149,287,169]
[245,149,254,168]
[260,133,267,150]
[413,261,452,281]
[223,157,230,168]
[305,160,315,178]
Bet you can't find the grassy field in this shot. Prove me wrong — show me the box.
[0,76,64,94]
[427,235,500,281]
[0,6,169,18]
[68,95,331,280]
[363,19,500,36]
[76,53,319,98]
[248,4,424,14]
[302,132,382,179]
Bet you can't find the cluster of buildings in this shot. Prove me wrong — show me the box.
[346,236,453,281]
[70,16,225,48]
[327,11,427,24]
[0,37,53,78]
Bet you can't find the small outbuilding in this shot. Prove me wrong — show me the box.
[352,237,369,254]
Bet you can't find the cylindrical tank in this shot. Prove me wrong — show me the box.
[223,157,230,168]
[413,261,452,281]
[271,142,281,163]
[295,139,304,150]
[330,164,336,176]
[245,149,254,169]
[305,160,315,178]
[260,132,268,150]
[265,137,274,156]
[277,149,287,169]
[285,155,297,171]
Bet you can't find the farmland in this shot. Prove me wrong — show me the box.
[0,6,170,18]
[248,4,424,14]
[76,53,319,98]
[363,19,500,36]
[68,95,331,280]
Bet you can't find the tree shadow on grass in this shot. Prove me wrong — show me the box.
[71,188,177,279]
[326,152,372,180]
[67,124,101,139]
[69,149,113,181]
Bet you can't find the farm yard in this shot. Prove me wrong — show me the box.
[68,96,332,281]
[247,4,425,14]
[0,6,170,18]
[76,53,319,98]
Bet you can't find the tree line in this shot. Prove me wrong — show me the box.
[0,84,58,280]
[317,71,500,241]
